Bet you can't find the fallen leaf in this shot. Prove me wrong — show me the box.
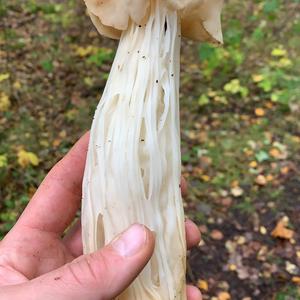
[260,226,267,235]
[201,175,211,182]
[257,246,268,261]
[272,142,288,159]
[292,136,300,143]
[17,150,40,168]
[231,186,244,197]
[218,291,231,300]
[13,81,21,89]
[0,92,11,112]
[271,46,287,57]
[280,166,290,175]
[265,101,274,109]
[231,180,239,188]
[292,276,300,284]
[0,73,10,82]
[59,130,67,138]
[269,148,281,159]
[244,149,254,157]
[210,230,224,240]
[255,150,269,162]
[74,45,98,57]
[236,236,246,245]
[197,279,208,291]
[225,240,236,254]
[0,154,8,168]
[285,261,299,275]
[255,175,267,186]
[255,108,265,117]
[52,139,61,147]
[271,218,294,240]
[252,74,264,83]
[249,161,258,168]
[228,264,237,271]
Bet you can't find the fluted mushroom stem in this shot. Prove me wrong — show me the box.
[82,1,186,299]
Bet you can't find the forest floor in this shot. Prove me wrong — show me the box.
[1,1,300,299]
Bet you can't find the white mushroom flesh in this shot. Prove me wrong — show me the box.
[82,0,186,299]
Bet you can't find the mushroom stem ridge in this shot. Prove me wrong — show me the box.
[82,1,186,299]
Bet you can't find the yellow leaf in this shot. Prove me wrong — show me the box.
[231,180,239,188]
[75,45,98,57]
[271,218,294,240]
[252,74,264,83]
[59,130,67,138]
[0,92,11,112]
[244,149,254,157]
[292,276,300,284]
[224,79,241,93]
[271,46,287,57]
[201,175,211,182]
[218,291,231,300]
[17,150,40,168]
[13,81,21,89]
[255,108,265,117]
[65,108,79,121]
[229,264,237,271]
[279,57,292,67]
[39,140,49,147]
[0,73,10,82]
[197,279,208,291]
[0,154,7,168]
[207,90,217,97]
[249,161,258,168]
[292,136,300,144]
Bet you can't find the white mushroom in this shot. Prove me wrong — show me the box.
[81,1,223,299]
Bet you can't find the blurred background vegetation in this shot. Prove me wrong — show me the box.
[0,0,300,299]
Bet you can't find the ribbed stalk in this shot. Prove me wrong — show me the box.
[82,1,186,299]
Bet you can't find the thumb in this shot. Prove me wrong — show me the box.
[20,224,154,300]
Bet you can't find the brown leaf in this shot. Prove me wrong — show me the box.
[255,108,265,117]
[271,217,294,240]
[292,276,300,284]
[210,229,224,240]
[269,148,281,159]
[255,175,267,186]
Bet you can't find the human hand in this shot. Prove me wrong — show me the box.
[0,132,202,300]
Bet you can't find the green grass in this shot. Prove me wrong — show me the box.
[276,286,300,300]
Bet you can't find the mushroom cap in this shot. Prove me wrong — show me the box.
[84,0,223,44]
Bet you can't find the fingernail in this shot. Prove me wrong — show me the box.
[111,224,147,257]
